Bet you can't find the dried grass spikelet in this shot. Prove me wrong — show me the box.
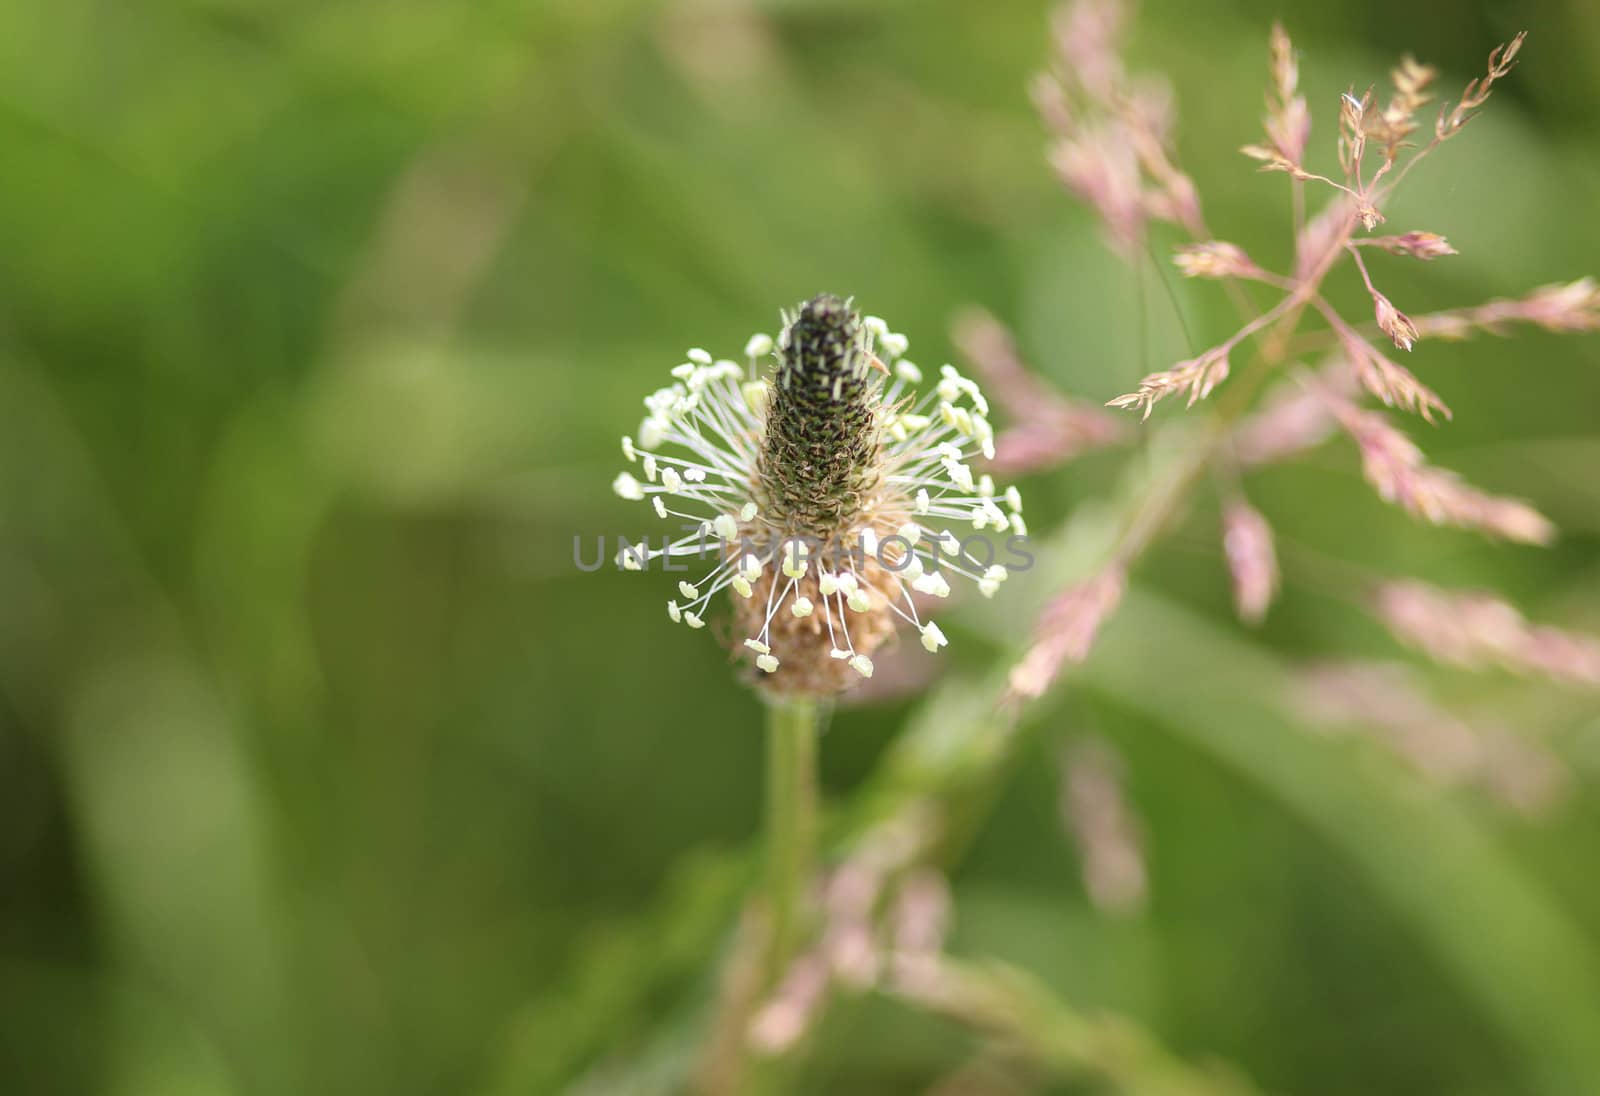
[1173,241,1264,281]
[1372,292,1420,351]
[1333,403,1554,544]
[1369,54,1437,164]
[950,307,1126,475]
[1233,359,1360,466]
[1364,231,1457,260]
[1375,580,1600,689]
[1060,739,1148,914]
[1222,500,1280,625]
[1035,0,1205,252]
[1298,660,1568,814]
[1437,31,1525,141]
[1413,277,1600,340]
[1334,328,1450,422]
[1241,21,1310,171]
[1107,348,1230,420]
[1006,566,1127,702]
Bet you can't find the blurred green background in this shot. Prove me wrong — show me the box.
[4,0,1600,1093]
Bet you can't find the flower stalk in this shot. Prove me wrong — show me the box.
[762,694,823,989]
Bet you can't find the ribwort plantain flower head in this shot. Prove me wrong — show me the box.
[612,294,1023,696]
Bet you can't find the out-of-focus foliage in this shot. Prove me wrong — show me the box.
[3,1,1599,1093]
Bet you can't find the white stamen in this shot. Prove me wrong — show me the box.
[756,653,780,673]
[920,622,948,652]
[613,472,644,501]
[781,541,810,579]
[946,460,975,492]
[742,381,768,416]
[849,654,875,678]
[639,417,665,449]
[791,597,814,618]
[744,638,771,654]
[745,333,774,358]
[678,581,699,600]
[975,417,996,460]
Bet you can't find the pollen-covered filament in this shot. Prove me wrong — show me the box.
[612,297,1022,695]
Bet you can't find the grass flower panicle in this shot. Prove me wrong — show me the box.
[997,3,1600,701]
[613,294,1023,696]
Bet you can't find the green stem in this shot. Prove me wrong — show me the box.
[762,695,821,988]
